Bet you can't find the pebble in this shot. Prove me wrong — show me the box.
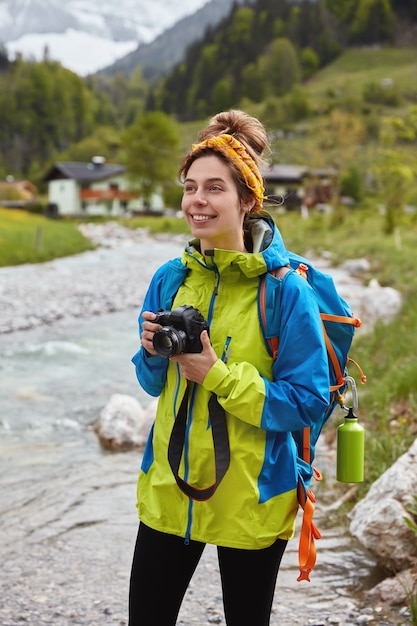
[0,224,187,335]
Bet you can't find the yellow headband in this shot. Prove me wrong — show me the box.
[190,134,266,213]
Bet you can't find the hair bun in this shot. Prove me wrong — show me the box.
[197,109,270,165]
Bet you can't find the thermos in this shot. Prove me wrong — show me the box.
[336,377,365,483]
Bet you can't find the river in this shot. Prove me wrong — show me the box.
[0,236,407,625]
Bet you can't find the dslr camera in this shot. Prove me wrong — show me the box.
[152,305,209,358]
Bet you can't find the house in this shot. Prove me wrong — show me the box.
[262,164,338,211]
[42,156,338,217]
[303,167,339,208]
[262,164,309,210]
[43,157,164,217]
[0,177,38,207]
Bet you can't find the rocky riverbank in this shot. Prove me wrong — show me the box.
[0,220,403,336]
[0,223,411,625]
[0,224,187,335]
[0,433,411,626]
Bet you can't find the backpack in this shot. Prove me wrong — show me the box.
[259,251,366,582]
[161,218,366,582]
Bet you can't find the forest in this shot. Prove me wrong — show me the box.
[0,0,416,186]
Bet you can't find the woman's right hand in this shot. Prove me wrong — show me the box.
[141,311,161,356]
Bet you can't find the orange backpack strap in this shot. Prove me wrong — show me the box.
[297,471,323,582]
[347,357,368,385]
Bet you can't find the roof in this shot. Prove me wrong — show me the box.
[44,161,126,183]
[262,164,309,184]
[0,179,37,194]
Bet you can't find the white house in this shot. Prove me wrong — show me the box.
[43,157,164,216]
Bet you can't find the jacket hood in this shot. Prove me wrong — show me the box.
[183,212,289,278]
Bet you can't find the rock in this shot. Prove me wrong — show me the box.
[77,221,150,248]
[94,393,155,451]
[349,438,417,571]
[365,568,416,607]
[341,258,371,276]
[359,278,402,327]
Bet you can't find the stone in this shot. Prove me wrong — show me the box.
[341,258,371,276]
[94,393,154,451]
[359,279,402,327]
[349,438,417,571]
[365,568,415,607]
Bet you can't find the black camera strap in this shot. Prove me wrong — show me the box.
[168,384,230,501]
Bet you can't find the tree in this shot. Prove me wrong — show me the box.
[340,163,364,201]
[227,6,254,48]
[349,0,395,44]
[241,62,266,103]
[283,85,311,122]
[57,126,122,163]
[258,37,301,98]
[211,77,234,113]
[325,0,358,22]
[121,111,181,206]
[300,46,320,80]
[374,149,414,234]
[0,58,106,178]
[0,43,9,72]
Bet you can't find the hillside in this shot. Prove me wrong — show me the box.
[146,0,417,121]
[263,46,417,168]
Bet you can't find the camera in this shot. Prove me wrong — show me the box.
[152,305,209,358]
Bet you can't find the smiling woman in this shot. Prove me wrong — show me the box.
[128,109,330,626]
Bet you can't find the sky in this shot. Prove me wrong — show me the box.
[3,0,210,76]
[6,30,139,75]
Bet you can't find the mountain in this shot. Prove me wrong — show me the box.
[97,0,255,80]
[0,0,210,76]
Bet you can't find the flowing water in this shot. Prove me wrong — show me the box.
[0,241,401,625]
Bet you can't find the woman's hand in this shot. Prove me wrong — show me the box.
[171,330,218,384]
[140,311,161,356]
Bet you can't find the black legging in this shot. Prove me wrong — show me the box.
[128,522,287,626]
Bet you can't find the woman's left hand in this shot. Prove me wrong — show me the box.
[171,330,218,384]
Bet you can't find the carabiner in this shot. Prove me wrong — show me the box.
[340,376,358,413]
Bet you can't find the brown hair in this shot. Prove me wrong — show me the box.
[179,110,270,207]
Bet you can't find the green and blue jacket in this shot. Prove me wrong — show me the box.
[132,213,329,549]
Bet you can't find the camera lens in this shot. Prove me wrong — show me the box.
[153,327,187,358]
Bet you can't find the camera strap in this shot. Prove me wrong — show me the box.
[168,384,230,501]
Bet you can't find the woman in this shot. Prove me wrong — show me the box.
[129,109,329,625]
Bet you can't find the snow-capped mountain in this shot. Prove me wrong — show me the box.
[0,0,210,76]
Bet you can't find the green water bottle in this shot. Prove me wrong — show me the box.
[336,377,365,483]
[336,408,365,482]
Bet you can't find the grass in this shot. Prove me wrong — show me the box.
[403,497,417,624]
[261,46,417,169]
[305,47,417,98]
[0,208,95,266]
